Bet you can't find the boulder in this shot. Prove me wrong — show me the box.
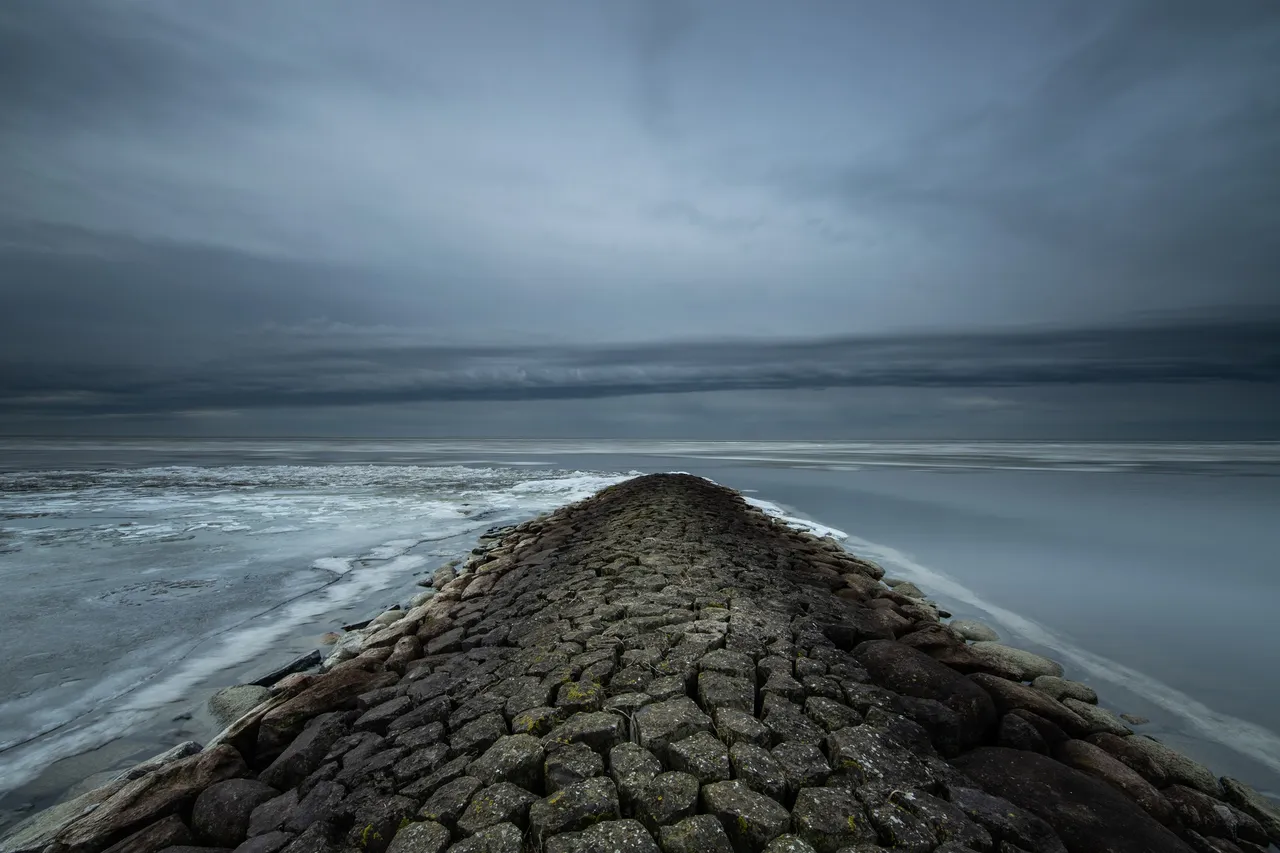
[257,712,348,790]
[385,820,450,853]
[965,642,1064,681]
[1053,739,1176,826]
[55,745,249,853]
[952,747,1196,852]
[191,779,279,847]
[658,814,735,853]
[528,777,620,843]
[1092,734,1224,797]
[700,780,790,853]
[853,640,996,753]
[949,619,1000,642]
[256,668,396,762]
[1061,698,1131,736]
[1221,776,1280,845]
[467,734,545,790]
[968,673,1090,737]
[1163,785,1269,846]
[1031,676,1098,704]
[637,771,701,831]
[100,815,192,853]
[209,685,272,728]
[548,819,660,853]
[633,698,713,762]
[790,786,878,852]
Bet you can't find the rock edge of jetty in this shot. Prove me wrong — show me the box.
[4,473,1278,853]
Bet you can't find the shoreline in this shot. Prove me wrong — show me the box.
[3,473,1278,853]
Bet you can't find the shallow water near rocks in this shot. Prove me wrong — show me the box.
[1,438,1277,830]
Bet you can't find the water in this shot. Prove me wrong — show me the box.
[1,438,1278,828]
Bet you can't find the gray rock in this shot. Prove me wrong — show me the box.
[548,819,661,853]
[542,711,626,754]
[729,743,788,802]
[545,740,604,792]
[698,671,755,713]
[1030,676,1097,704]
[386,820,450,853]
[247,789,299,837]
[714,707,771,748]
[450,712,509,757]
[646,675,689,701]
[528,777,621,843]
[891,581,927,599]
[419,776,484,826]
[866,800,938,852]
[510,706,567,737]
[610,742,663,815]
[467,734,545,789]
[1054,739,1177,826]
[659,814,734,853]
[761,835,816,853]
[947,785,1065,853]
[1113,734,1225,797]
[790,786,878,853]
[1060,698,1132,737]
[770,742,830,794]
[998,713,1049,754]
[394,742,450,787]
[444,821,522,853]
[210,685,272,728]
[949,619,1000,642]
[638,771,701,831]
[1119,713,1150,725]
[668,730,731,783]
[634,697,713,761]
[192,779,279,847]
[877,788,992,851]
[403,755,471,800]
[231,830,293,853]
[700,780,791,853]
[802,697,860,733]
[455,782,537,836]
[825,725,936,790]
[968,674,1089,738]
[1221,776,1280,845]
[258,712,348,790]
[99,815,192,853]
[700,649,757,680]
[966,642,1064,681]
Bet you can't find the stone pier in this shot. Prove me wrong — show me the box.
[6,474,1279,853]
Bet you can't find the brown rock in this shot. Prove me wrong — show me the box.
[56,745,248,853]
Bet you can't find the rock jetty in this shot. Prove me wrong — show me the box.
[4,474,1278,853]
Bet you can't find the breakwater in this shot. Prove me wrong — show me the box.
[4,473,1278,853]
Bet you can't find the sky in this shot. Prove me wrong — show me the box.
[1,0,1278,437]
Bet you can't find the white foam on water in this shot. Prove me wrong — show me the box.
[843,532,1280,778]
[310,557,354,574]
[746,497,849,540]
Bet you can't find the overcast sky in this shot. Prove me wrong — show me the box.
[2,0,1278,435]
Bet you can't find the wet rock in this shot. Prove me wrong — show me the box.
[419,776,484,826]
[1221,777,1280,845]
[790,786,878,852]
[999,712,1049,754]
[760,696,827,747]
[55,745,249,853]
[968,674,1089,738]
[455,782,537,836]
[866,799,938,852]
[1061,699,1131,737]
[668,730,731,783]
[393,742,449,787]
[659,814,735,853]
[700,780,791,853]
[444,821,522,853]
[637,771,701,831]
[952,747,1195,853]
[247,789,299,837]
[878,788,992,851]
[1111,734,1224,797]
[545,741,604,793]
[610,742,663,815]
[356,696,416,734]
[1054,739,1176,826]
[949,619,1000,642]
[466,734,545,790]
[730,743,788,801]
[528,777,620,842]
[760,835,816,853]
[192,779,280,848]
[385,820,450,853]
[210,685,273,728]
[232,830,293,853]
[852,640,996,753]
[646,676,689,702]
[1031,676,1097,704]
[1007,709,1070,749]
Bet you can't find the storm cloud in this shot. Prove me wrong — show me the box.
[2,0,1278,435]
